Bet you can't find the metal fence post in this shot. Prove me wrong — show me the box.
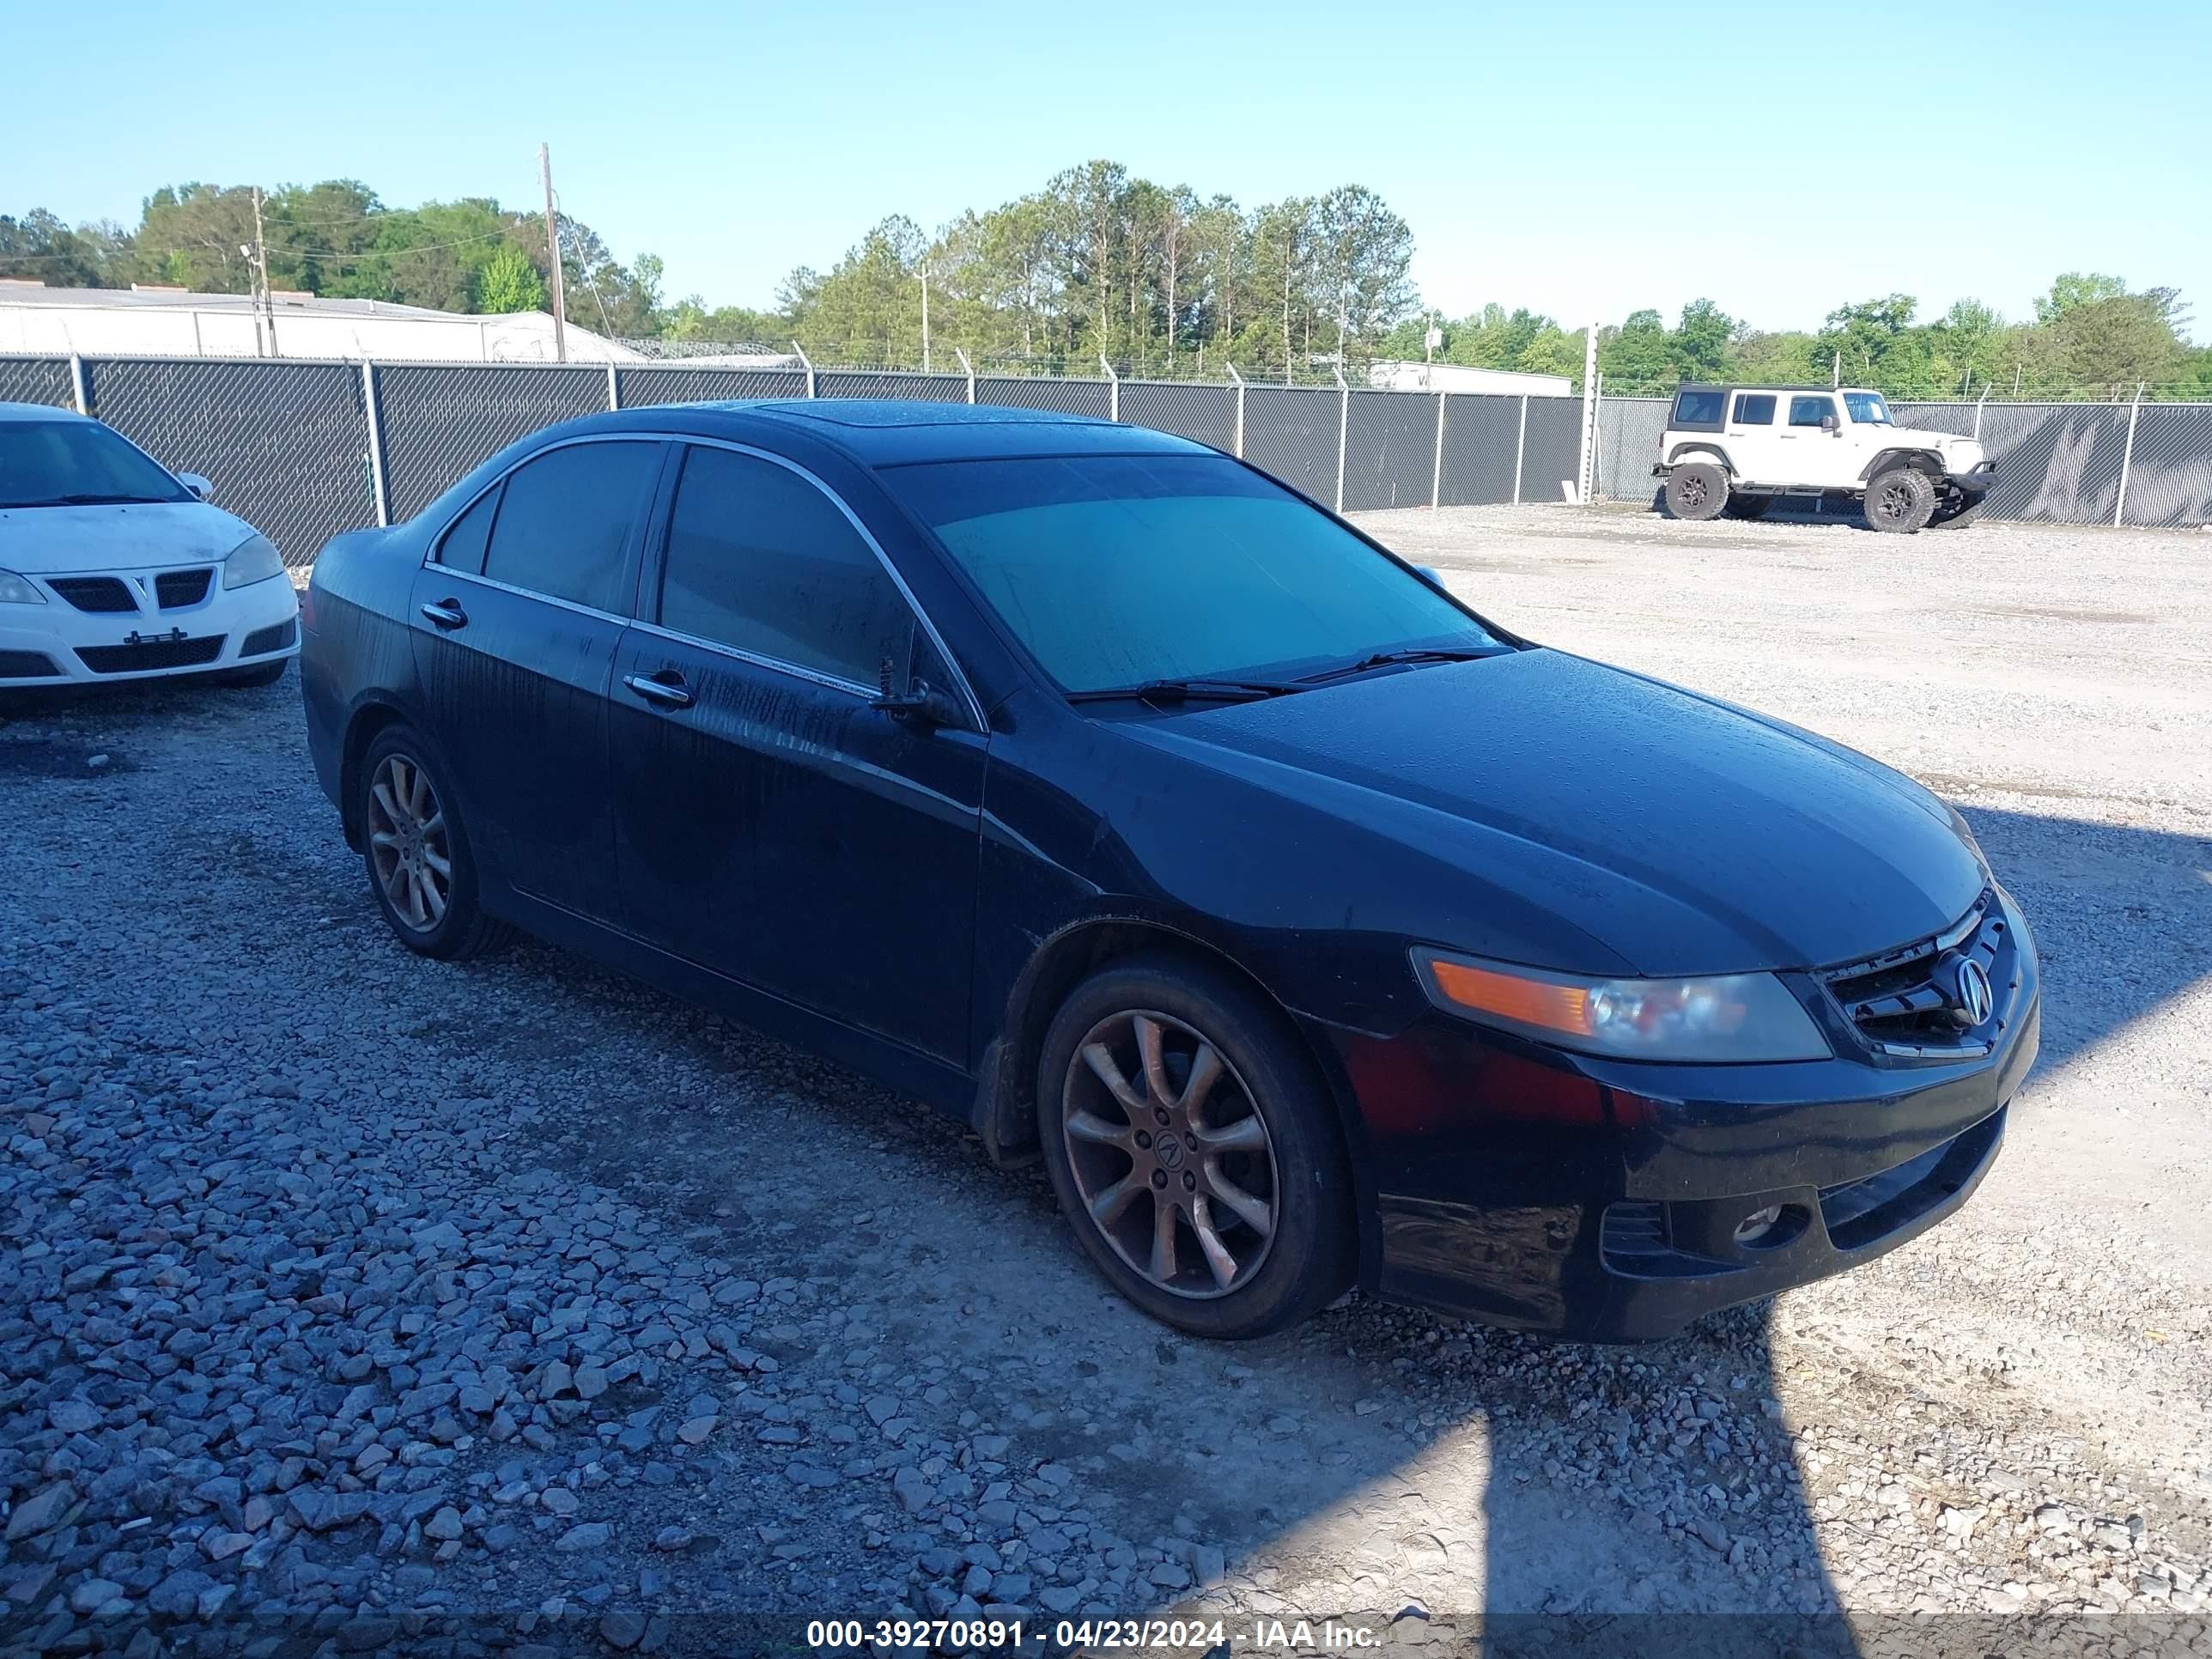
[1513,396,1528,506]
[1100,355,1119,421]
[2114,383,2146,527]
[606,362,620,411]
[957,348,975,404]
[1972,386,1990,441]
[362,362,391,529]
[1226,363,1245,457]
[1431,391,1447,508]
[69,355,89,416]
[793,340,816,398]
[1575,328,1600,505]
[1333,367,1349,514]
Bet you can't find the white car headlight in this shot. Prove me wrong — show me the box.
[0,568,46,605]
[1414,949,1832,1063]
[222,533,285,590]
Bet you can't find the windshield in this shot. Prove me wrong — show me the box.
[0,420,189,509]
[1844,392,1893,426]
[884,454,1500,694]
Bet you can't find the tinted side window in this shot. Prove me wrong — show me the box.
[482,441,660,612]
[436,484,500,575]
[1674,390,1725,427]
[1732,393,1777,425]
[659,446,915,687]
[1789,396,1836,428]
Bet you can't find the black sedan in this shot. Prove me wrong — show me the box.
[300,400,2039,1341]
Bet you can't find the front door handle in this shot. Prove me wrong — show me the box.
[623,672,695,710]
[419,599,468,629]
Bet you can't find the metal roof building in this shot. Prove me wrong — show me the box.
[0,281,640,363]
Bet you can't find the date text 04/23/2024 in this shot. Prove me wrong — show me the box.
[806,1620,1387,1651]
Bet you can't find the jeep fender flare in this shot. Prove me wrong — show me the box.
[1857,448,1947,484]
[1662,441,1734,473]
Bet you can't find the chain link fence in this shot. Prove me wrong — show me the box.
[4,353,2207,565]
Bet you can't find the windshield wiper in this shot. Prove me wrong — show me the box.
[5,493,176,507]
[1066,676,1305,706]
[1297,646,1495,684]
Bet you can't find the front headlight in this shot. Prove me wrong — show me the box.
[222,532,285,590]
[0,568,46,605]
[1413,949,1832,1063]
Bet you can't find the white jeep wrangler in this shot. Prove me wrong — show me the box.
[1653,385,1996,532]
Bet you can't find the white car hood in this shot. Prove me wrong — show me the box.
[0,501,258,574]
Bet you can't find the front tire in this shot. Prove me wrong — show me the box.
[1663,462,1729,521]
[1863,467,1937,532]
[1036,955,1355,1340]
[358,725,510,961]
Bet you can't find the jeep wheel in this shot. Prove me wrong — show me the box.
[1664,462,1729,521]
[1930,495,1985,530]
[1863,468,1936,533]
[1723,495,1774,520]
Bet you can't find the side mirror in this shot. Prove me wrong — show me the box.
[871,659,961,728]
[1413,564,1447,590]
[178,472,215,501]
[1820,415,1838,434]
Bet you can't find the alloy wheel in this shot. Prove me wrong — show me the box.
[1060,1009,1280,1298]
[368,754,452,933]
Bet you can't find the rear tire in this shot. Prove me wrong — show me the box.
[1663,462,1729,521]
[1723,495,1774,520]
[1863,468,1936,532]
[358,725,512,961]
[1036,954,1355,1340]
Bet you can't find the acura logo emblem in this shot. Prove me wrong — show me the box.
[1941,953,1995,1027]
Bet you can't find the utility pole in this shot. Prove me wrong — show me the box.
[538,143,568,363]
[920,266,931,374]
[249,186,277,358]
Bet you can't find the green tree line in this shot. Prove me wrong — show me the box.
[4,167,2207,397]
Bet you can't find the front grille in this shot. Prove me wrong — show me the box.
[0,649,63,678]
[155,568,213,608]
[239,618,297,656]
[75,635,225,674]
[47,576,137,614]
[1816,890,2010,1058]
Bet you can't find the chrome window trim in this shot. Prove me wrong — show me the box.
[420,428,985,732]
[429,565,632,629]
[629,618,878,703]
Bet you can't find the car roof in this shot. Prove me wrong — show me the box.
[1676,384,1875,395]
[596,398,1217,468]
[0,401,90,422]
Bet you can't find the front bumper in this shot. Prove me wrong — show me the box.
[0,570,299,686]
[1945,461,1996,496]
[1340,890,2040,1341]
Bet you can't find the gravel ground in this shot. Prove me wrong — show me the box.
[2,509,2208,1656]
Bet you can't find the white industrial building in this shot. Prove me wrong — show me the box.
[0,281,640,363]
[1366,361,1573,397]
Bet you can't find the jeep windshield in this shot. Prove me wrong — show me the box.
[1844,392,1893,426]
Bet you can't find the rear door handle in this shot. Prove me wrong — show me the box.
[419,599,468,629]
[623,672,695,710]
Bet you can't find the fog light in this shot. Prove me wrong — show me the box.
[1734,1205,1784,1245]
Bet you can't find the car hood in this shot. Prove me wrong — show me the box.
[0,501,258,574]
[1123,648,1985,977]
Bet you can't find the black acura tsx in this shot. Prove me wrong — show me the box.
[301,400,2039,1342]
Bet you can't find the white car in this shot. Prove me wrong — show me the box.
[1654,385,1997,532]
[0,402,300,689]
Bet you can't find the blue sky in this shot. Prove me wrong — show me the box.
[9,0,2208,339]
